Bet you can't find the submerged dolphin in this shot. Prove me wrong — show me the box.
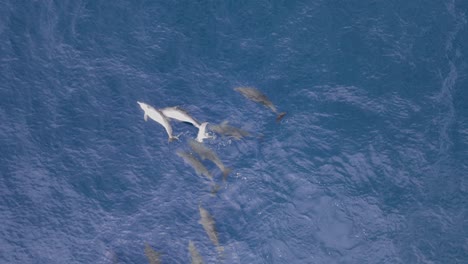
[144,243,161,264]
[176,150,213,180]
[198,204,224,254]
[188,241,205,264]
[104,249,119,264]
[211,121,250,140]
[161,106,201,128]
[234,87,286,122]
[137,101,178,142]
[189,139,230,180]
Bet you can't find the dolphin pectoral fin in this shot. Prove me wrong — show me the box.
[144,114,148,121]
[276,112,286,122]
[168,133,181,143]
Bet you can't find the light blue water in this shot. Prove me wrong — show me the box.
[1,1,467,263]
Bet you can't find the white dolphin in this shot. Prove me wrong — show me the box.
[137,101,178,142]
[161,106,201,128]
[162,107,213,142]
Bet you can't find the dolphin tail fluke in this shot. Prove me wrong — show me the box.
[210,183,221,196]
[216,246,225,261]
[168,135,180,143]
[222,168,231,181]
[217,246,225,253]
[276,112,286,122]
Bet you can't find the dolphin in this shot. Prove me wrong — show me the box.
[176,150,213,180]
[161,107,213,142]
[198,204,224,254]
[211,121,250,140]
[144,243,161,264]
[188,241,205,264]
[161,106,201,128]
[234,87,286,122]
[189,139,230,180]
[137,101,178,142]
[196,122,213,143]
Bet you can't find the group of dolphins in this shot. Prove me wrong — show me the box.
[138,87,286,264]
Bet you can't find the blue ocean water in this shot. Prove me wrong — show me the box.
[1,0,467,263]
